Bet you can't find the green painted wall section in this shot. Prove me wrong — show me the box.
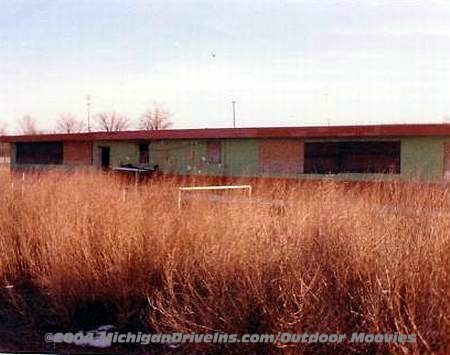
[401,137,445,181]
[149,139,260,177]
[224,139,259,177]
[150,140,222,176]
[93,141,141,167]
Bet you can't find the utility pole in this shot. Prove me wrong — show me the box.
[87,95,91,132]
[324,93,330,127]
[232,100,237,128]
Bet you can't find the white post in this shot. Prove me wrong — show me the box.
[21,172,25,196]
[178,189,182,209]
[135,171,138,190]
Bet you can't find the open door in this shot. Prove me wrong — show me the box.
[100,146,110,169]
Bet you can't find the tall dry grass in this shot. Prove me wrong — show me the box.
[0,168,449,353]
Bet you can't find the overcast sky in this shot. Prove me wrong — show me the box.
[1,0,450,132]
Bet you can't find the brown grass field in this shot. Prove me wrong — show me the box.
[0,167,449,354]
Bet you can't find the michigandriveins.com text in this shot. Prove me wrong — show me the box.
[44,331,416,346]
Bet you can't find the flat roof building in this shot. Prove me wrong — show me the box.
[1,124,450,181]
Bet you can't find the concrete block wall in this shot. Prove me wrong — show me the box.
[92,141,140,167]
[8,136,450,182]
[401,137,446,181]
[150,137,450,181]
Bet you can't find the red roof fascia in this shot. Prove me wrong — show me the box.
[1,124,450,143]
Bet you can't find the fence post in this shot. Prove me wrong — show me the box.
[135,171,138,190]
[21,172,25,196]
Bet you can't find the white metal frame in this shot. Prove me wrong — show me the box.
[178,185,252,208]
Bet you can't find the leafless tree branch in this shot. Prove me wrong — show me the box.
[139,103,173,130]
[95,112,130,132]
[0,123,7,136]
[18,115,40,135]
[56,114,86,133]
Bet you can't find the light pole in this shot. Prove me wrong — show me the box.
[87,95,91,132]
[324,93,330,127]
[232,100,237,128]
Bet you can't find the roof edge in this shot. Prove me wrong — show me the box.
[2,123,450,142]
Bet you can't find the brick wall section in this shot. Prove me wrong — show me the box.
[259,140,304,174]
[63,142,93,165]
[0,143,10,163]
[0,143,10,157]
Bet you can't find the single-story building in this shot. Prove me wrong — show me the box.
[1,124,450,181]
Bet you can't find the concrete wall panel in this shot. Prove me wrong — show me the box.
[401,137,445,181]
[224,139,259,177]
[93,141,139,168]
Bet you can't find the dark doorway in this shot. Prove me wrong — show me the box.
[139,143,149,164]
[100,147,110,169]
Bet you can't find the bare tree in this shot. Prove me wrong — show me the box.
[139,103,173,130]
[56,114,86,133]
[18,115,39,135]
[0,123,6,136]
[95,112,130,132]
